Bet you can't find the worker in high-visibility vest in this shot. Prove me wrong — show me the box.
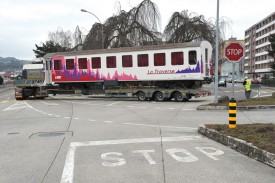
[243,76,252,99]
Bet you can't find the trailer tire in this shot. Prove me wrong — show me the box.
[137,92,147,101]
[155,92,164,101]
[174,92,186,102]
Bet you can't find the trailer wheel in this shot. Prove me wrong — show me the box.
[137,92,147,101]
[155,92,164,101]
[174,92,185,102]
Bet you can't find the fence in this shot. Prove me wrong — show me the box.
[261,78,275,87]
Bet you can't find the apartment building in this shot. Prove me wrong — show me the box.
[244,12,275,78]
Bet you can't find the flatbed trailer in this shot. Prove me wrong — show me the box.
[14,80,211,101]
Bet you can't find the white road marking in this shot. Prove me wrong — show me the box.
[89,119,97,122]
[133,150,156,165]
[72,136,201,147]
[41,101,59,106]
[3,101,33,111]
[104,121,113,123]
[60,136,201,183]
[60,146,77,183]
[124,122,197,131]
[195,147,224,160]
[126,105,134,108]
[107,101,122,106]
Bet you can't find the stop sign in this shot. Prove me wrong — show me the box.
[224,42,244,62]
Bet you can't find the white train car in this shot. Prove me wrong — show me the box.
[14,41,212,101]
[43,41,212,86]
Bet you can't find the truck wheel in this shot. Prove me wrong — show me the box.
[174,92,184,102]
[175,92,188,102]
[155,92,164,101]
[137,92,147,101]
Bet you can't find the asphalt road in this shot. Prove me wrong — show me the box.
[0,86,275,183]
[203,82,275,100]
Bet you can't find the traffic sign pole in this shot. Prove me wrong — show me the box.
[232,63,235,99]
[214,0,220,103]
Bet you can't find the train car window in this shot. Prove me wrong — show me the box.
[92,57,101,69]
[78,58,87,69]
[122,55,133,67]
[171,52,184,65]
[189,51,197,65]
[66,59,74,70]
[137,54,149,67]
[154,53,165,66]
[54,60,62,70]
[106,56,116,68]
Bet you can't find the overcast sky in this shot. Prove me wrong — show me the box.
[0,0,274,60]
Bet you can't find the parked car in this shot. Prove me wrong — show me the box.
[218,78,226,87]
[227,78,236,83]
[236,78,244,83]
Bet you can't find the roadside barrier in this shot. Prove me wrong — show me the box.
[229,98,236,128]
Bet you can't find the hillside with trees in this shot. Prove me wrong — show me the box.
[0,57,31,72]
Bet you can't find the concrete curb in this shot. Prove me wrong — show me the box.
[198,124,275,168]
[197,105,275,110]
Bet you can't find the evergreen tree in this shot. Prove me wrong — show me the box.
[0,75,3,85]
[33,40,68,58]
[268,34,275,76]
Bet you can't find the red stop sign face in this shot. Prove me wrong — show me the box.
[224,43,244,62]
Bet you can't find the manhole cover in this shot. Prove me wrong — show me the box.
[38,132,65,137]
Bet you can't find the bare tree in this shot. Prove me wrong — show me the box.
[164,10,231,46]
[83,0,162,50]
[48,27,73,49]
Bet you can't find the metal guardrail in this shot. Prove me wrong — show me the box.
[250,84,261,89]
[250,84,261,98]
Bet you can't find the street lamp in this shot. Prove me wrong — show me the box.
[81,9,104,49]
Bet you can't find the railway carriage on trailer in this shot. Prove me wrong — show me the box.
[15,41,212,101]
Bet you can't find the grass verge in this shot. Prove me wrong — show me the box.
[205,123,275,154]
[207,96,275,106]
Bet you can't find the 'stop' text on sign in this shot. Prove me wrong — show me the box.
[224,42,244,62]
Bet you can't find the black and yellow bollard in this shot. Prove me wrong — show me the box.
[229,98,237,128]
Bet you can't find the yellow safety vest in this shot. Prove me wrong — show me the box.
[244,79,251,91]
